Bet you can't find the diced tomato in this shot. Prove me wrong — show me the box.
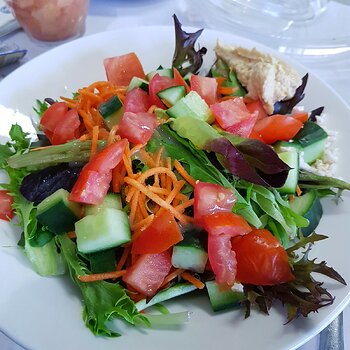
[118,112,156,145]
[132,209,183,254]
[253,114,303,144]
[122,251,172,297]
[104,52,145,87]
[40,103,81,145]
[173,68,190,93]
[190,75,218,105]
[211,98,257,137]
[208,234,237,286]
[231,229,295,285]
[194,181,236,227]
[124,87,151,113]
[148,73,177,108]
[69,139,127,204]
[245,99,268,120]
[248,129,264,141]
[0,190,14,221]
[202,212,251,237]
[291,110,309,123]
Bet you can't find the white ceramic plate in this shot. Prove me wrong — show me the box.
[0,27,349,350]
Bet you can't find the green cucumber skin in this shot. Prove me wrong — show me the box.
[85,193,122,216]
[157,86,186,106]
[98,95,124,130]
[277,148,299,194]
[172,245,208,273]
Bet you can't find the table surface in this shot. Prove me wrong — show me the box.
[0,0,349,349]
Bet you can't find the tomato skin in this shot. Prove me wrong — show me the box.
[211,98,257,137]
[104,52,145,86]
[0,190,14,221]
[194,182,236,227]
[148,74,176,108]
[202,212,251,237]
[292,111,309,123]
[118,112,156,145]
[231,229,295,285]
[208,234,237,286]
[132,210,183,254]
[122,251,172,297]
[190,75,218,105]
[173,68,190,93]
[253,115,303,144]
[245,99,268,120]
[124,88,151,113]
[69,139,127,204]
[40,103,81,145]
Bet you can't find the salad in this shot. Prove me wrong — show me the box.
[0,15,349,338]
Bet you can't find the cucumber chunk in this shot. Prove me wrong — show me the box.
[172,226,208,273]
[167,91,214,123]
[85,193,122,216]
[98,95,124,130]
[146,68,173,81]
[206,281,244,312]
[157,85,186,107]
[289,190,323,236]
[75,208,131,254]
[127,76,149,93]
[87,248,116,274]
[293,121,328,164]
[36,189,81,234]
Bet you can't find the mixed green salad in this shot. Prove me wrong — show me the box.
[0,15,349,337]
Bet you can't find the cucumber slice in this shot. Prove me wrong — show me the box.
[146,68,173,81]
[183,72,193,85]
[172,226,208,273]
[85,193,122,216]
[98,95,124,130]
[293,121,328,164]
[87,248,116,274]
[157,85,186,107]
[36,189,81,234]
[75,208,131,253]
[206,281,244,312]
[127,76,149,93]
[167,91,214,123]
[289,190,323,236]
[135,283,197,311]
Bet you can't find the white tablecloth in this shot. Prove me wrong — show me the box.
[0,0,349,349]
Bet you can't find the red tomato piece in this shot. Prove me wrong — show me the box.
[253,114,303,144]
[173,68,190,93]
[118,111,156,145]
[202,212,251,237]
[291,111,309,123]
[231,229,295,285]
[104,52,145,87]
[190,75,218,105]
[122,251,172,297]
[194,182,236,227]
[148,73,177,108]
[245,99,268,120]
[124,87,151,113]
[208,234,237,286]
[0,190,14,221]
[41,102,81,145]
[132,209,183,254]
[211,98,257,137]
[69,139,127,204]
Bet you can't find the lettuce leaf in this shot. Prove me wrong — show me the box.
[57,236,149,337]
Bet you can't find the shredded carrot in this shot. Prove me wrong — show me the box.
[218,95,238,102]
[180,272,205,289]
[77,270,126,282]
[175,198,194,212]
[107,124,119,145]
[296,185,302,196]
[160,268,185,287]
[218,86,238,95]
[67,231,76,239]
[79,133,91,141]
[130,144,144,156]
[116,246,131,271]
[129,190,140,227]
[165,180,185,205]
[147,104,157,114]
[138,192,149,219]
[174,159,196,187]
[90,125,99,160]
[131,214,154,232]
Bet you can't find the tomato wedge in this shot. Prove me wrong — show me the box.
[190,74,218,105]
[69,139,127,204]
[104,52,145,86]
[231,229,295,285]
[118,112,156,145]
[245,99,268,120]
[202,212,251,237]
[173,68,190,93]
[132,209,183,254]
[194,182,236,227]
[253,114,303,144]
[122,251,172,297]
[0,190,14,221]
[124,87,151,113]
